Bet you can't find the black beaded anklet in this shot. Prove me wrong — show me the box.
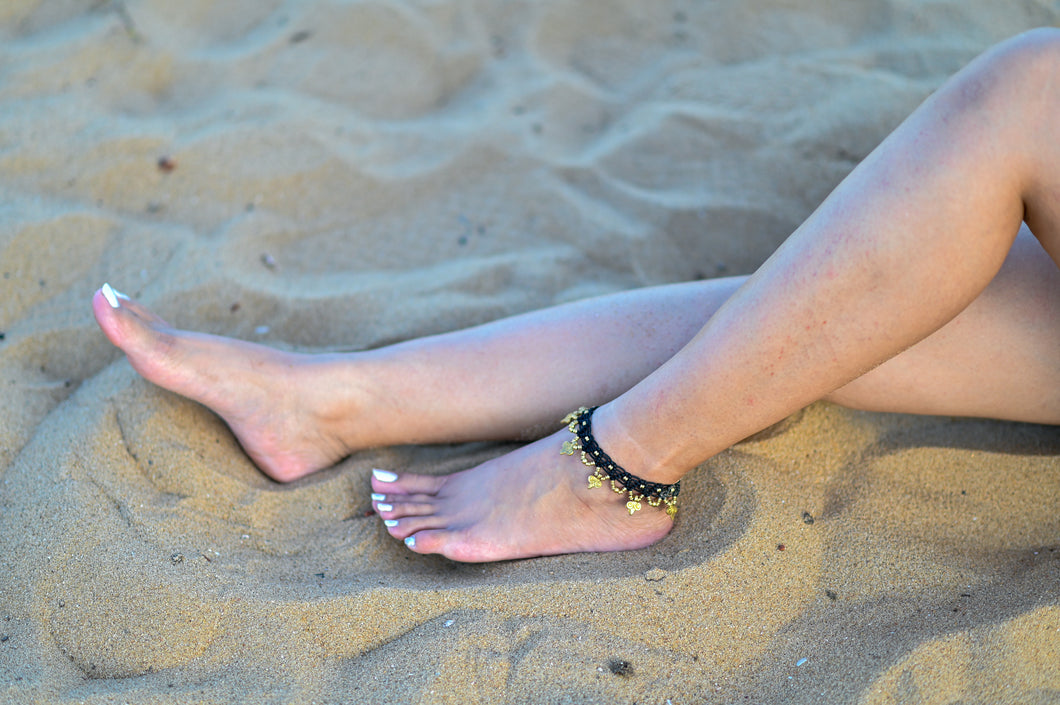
[561,406,679,519]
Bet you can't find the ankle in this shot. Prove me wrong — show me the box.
[587,403,687,486]
[302,353,392,453]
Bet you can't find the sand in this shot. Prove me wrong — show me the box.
[1,1,1058,703]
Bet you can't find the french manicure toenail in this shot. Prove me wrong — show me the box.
[404,536,416,549]
[101,283,119,309]
[377,503,393,512]
[371,493,386,502]
[373,469,398,482]
[384,519,399,527]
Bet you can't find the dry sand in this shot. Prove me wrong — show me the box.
[1,1,1059,703]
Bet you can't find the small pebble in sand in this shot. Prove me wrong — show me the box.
[802,511,815,524]
[608,659,633,676]
[443,619,454,627]
[255,325,270,335]
[261,253,277,270]
[170,553,184,564]
[157,156,176,173]
[645,568,668,582]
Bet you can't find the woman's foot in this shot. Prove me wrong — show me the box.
[370,429,675,562]
[92,284,359,482]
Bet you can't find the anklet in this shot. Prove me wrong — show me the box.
[561,406,679,519]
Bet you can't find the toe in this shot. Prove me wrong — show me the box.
[371,470,446,496]
[92,286,172,358]
[116,295,169,327]
[381,514,448,540]
[402,529,447,555]
[404,529,485,562]
[374,498,436,519]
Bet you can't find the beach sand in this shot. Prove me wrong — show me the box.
[1,1,1058,703]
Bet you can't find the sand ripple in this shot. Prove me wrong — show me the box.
[1,1,1057,702]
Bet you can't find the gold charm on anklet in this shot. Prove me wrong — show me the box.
[560,407,680,520]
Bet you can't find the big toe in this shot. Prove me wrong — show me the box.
[92,285,176,365]
[371,469,446,496]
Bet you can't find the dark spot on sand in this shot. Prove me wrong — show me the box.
[608,659,633,676]
[777,543,786,551]
[157,156,176,173]
[825,589,838,601]
[290,30,313,43]
[802,511,815,524]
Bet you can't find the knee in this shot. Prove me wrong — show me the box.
[942,28,1060,141]
[982,28,1060,98]
[1007,27,1060,67]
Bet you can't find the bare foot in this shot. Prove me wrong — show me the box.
[92,284,359,482]
[370,430,675,562]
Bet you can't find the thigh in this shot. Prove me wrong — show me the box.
[827,225,1060,424]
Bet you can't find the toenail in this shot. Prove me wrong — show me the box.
[371,493,386,502]
[373,469,398,482]
[101,283,120,309]
[377,503,393,512]
[384,519,399,527]
[404,536,416,549]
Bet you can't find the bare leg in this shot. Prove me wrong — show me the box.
[829,226,1060,422]
[94,226,1056,481]
[375,29,1060,560]
[92,278,738,481]
[93,30,1060,560]
[587,29,1060,484]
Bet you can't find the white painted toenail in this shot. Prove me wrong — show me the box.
[371,493,386,502]
[377,503,393,512]
[101,283,119,309]
[372,469,398,482]
[384,519,399,527]
[404,536,416,549]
